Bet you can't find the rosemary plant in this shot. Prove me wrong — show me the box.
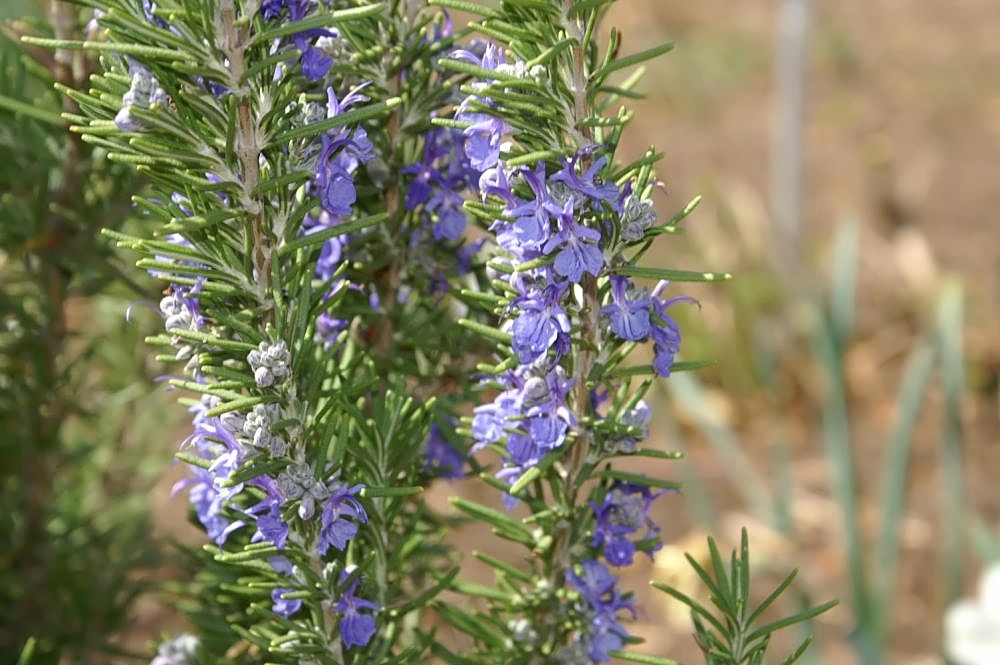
[18,0,835,663]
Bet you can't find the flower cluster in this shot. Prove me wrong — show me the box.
[248,340,291,388]
[565,560,637,662]
[590,481,666,567]
[603,277,696,378]
[174,376,376,643]
[286,85,379,348]
[452,38,687,662]
[115,61,168,132]
[262,0,347,82]
[403,125,477,245]
[163,82,382,647]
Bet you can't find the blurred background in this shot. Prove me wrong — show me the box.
[1,0,997,664]
[605,1,1000,664]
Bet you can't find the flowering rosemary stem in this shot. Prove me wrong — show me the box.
[555,0,601,574]
[217,0,274,325]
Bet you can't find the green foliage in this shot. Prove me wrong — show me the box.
[0,6,170,662]
[652,529,837,665]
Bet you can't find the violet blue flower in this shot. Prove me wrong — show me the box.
[423,422,465,479]
[335,572,380,648]
[316,479,367,556]
[272,587,302,618]
[542,200,605,283]
[550,150,620,213]
[590,481,666,567]
[602,276,651,342]
[567,560,637,662]
[649,281,698,377]
[510,285,571,363]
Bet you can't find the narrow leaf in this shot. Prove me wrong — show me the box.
[614,265,732,282]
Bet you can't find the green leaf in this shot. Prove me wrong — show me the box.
[507,465,541,495]
[175,452,212,470]
[450,579,512,602]
[227,459,288,486]
[873,337,935,629]
[214,543,281,564]
[749,598,839,644]
[15,637,36,665]
[427,0,501,18]
[20,36,195,62]
[278,212,388,255]
[599,470,680,491]
[450,497,533,546]
[591,41,675,85]
[605,359,715,379]
[391,568,460,616]
[613,265,732,282]
[0,92,65,125]
[360,485,424,498]
[205,395,268,417]
[607,651,681,665]
[161,328,257,352]
[268,98,400,146]
[651,581,727,636]
[457,318,513,345]
[433,603,506,650]
[473,551,533,583]
[437,57,525,84]
[629,448,683,461]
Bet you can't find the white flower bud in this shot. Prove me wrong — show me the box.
[298,494,316,520]
[254,366,274,387]
[269,436,287,457]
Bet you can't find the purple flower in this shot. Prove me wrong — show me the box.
[543,200,604,283]
[649,281,697,377]
[141,0,170,30]
[248,479,289,549]
[492,162,560,254]
[608,400,652,454]
[261,0,338,81]
[313,86,376,218]
[550,149,620,213]
[451,43,510,173]
[520,367,575,450]
[272,587,302,618]
[567,560,637,662]
[590,481,666,567]
[602,276,651,341]
[423,422,465,479]
[316,480,367,556]
[495,464,527,510]
[180,466,245,546]
[259,0,310,22]
[159,282,205,333]
[403,126,477,244]
[461,114,505,171]
[298,42,333,80]
[173,412,248,546]
[335,572,380,648]
[316,158,357,216]
[471,389,520,449]
[506,430,544,467]
[510,285,570,363]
